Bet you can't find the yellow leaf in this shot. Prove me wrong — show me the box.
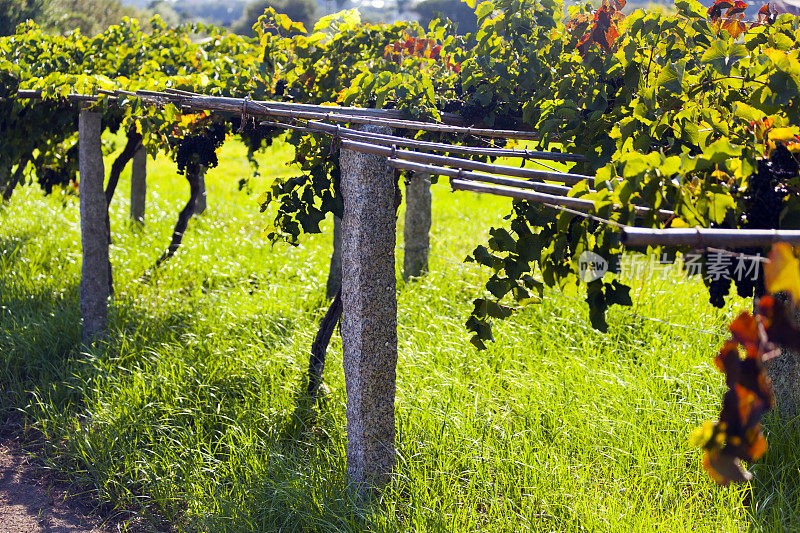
[670,218,690,228]
[768,126,800,141]
[765,243,800,301]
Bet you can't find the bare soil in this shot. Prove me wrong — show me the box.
[0,437,107,533]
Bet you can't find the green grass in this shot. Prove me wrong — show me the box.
[1,136,799,531]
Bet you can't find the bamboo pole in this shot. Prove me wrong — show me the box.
[342,139,589,185]
[622,227,800,247]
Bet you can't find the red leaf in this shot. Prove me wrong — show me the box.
[727,0,748,16]
[703,450,752,485]
[729,311,759,346]
[708,0,734,20]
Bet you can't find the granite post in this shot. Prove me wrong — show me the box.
[761,294,800,421]
[326,215,342,299]
[79,109,110,343]
[130,145,146,225]
[195,167,207,215]
[764,351,800,421]
[403,172,431,281]
[340,124,397,495]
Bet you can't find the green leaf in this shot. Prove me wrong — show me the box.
[476,1,495,22]
[701,41,747,76]
[655,61,685,94]
[702,138,742,164]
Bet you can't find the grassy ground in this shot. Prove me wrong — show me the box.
[1,136,799,531]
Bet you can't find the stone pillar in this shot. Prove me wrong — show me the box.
[79,110,110,343]
[340,124,397,496]
[130,145,146,225]
[195,167,207,215]
[326,215,342,299]
[764,353,800,421]
[761,293,800,421]
[403,172,431,281]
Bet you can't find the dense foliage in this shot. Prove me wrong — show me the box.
[6,0,800,339]
[6,0,800,489]
[460,0,800,346]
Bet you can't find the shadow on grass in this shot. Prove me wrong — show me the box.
[748,413,800,531]
[0,275,382,531]
[190,381,385,533]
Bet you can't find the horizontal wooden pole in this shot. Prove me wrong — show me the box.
[450,178,672,220]
[340,139,587,184]
[450,178,596,210]
[301,121,582,161]
[388,158,572,196]
[17,89,116,103]
[253,105,539,141]
[622,227,800,247]
[18,89,548,140]
[18,88,465,125]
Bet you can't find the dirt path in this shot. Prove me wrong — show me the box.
[0,439,106,533]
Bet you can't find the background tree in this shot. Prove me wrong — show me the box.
[0,0,46,36]
[0,0,141,36]
[413,0,477,33]
[48,0,139,34]
[233,0,317,35]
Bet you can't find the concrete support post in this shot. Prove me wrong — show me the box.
[195,167,207,215]
[326,215,342,299]
[340,124,397,496]
[130,145,146,225]
[765,354,800,421]
[403,172,431,281]
[79,110,110,343]
[760,294,800,420]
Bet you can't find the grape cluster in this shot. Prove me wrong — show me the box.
[707,259,733,308]
[707,145,797,306]
[233,117,280,154]
[36,143,78,194]
[37,165,75,194]
[604,77,624,112]
[461,100,491,124]
[742,145,794,230]
[175,122,227,175]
